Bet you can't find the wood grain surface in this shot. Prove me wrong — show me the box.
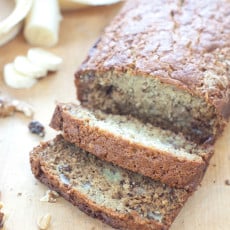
[0,2,229,230]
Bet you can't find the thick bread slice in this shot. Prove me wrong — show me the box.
[50,103,214,191]
[75,0,230,144]
[30,135,193,230]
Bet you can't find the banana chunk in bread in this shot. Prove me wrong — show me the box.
[30,135,193,230]
[50,103,213,190]
[75,0,230,144]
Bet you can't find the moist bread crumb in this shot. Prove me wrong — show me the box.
[30,135,194,230]
[50,103,214,190]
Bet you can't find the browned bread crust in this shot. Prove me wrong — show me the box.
[50,103,214,191]
[75,0,230,143]
[30,135,193,230]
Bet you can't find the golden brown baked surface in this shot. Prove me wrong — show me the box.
[76,0,230,124]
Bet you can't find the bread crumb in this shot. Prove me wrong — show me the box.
[0,211,4,228]
[0,203,4,229]
[40,190,59,203]
[225,179,230,186]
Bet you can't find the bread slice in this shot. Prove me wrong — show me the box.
[30,135,193,230]
[50,103,213,191]
[75,0,230,144]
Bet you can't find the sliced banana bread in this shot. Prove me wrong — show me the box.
[30,135,193,230]
[75,0,230,144]
[50,103,213,191]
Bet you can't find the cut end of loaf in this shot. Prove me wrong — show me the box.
[52,103,212,159]
[50,103,213,190]
[76,70,225,144]
[24,26,58,47]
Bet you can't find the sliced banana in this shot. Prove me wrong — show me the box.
[0,0,33,46]
[27,48,63,71]
[3,63,37,89]
[24,0,62,47]
[14,56,47,78]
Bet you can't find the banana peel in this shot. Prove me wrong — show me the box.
[0,0,32,46]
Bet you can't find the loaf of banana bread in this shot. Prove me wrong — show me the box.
[75,0,230,144]
[50,103,213,191]
[30,135,193,230]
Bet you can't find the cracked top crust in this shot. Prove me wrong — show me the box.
[75,0,230,119]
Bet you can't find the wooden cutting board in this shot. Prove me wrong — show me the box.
[0,2,229,230]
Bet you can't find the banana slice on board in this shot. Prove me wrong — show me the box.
[14,55,47,78]
[27,48,63,71]
[0,0,32,46]
[24,0,62,47]
[4,63,37,89]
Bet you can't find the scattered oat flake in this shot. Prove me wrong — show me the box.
[37,213,51,230]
